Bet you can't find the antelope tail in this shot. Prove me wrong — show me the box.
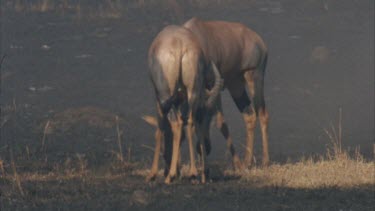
[206,61,223,108]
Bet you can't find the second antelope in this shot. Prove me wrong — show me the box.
[183,17,270,167]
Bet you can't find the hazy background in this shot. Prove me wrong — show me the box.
[1,0,374,166]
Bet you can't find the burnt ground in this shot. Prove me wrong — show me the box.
[1,174,375,211]
[0,0,374,210]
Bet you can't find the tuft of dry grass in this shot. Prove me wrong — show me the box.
[324,107,344,159]
[133,153,374,189]
[230,156,374,189]
[233,109,374,189]
[115,115,124,162]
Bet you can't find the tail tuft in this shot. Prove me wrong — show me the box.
[253,54,267,114]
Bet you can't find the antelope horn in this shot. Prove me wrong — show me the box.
[206,61,223,108]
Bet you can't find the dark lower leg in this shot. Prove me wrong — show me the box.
[163,124,172,177]
[196,126,208,184]
[231,90,256,168]
[216,111,243,171]
[200,143,207,183]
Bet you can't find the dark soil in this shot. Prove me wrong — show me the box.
[0,0,374,210]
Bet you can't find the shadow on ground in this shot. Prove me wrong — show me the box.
[1,174,374,211]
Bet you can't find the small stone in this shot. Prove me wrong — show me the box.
[41,44,51,50]
[310,46,330,63]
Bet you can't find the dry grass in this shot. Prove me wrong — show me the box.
[131,151,375,189]
[233,109,374,189]
[1,155,136,184]
[229,155,374,189]
[2,152,373,191]
[1,140,373,210]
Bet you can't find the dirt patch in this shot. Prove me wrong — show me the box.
[1,155,374,210]
[41,106,124,133]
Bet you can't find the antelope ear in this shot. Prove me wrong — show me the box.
[142,115,158,127]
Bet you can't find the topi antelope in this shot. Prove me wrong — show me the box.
[183,17,270,167]
[148,25,222,184]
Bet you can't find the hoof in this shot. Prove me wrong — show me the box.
[262,159,270,167]
[190,175,199,185]
[165,174,176,184]
[233,156,244,172]
[165,176,172,184]
[189,167,198,180]
[243,158,254,169]
[201,168,209,184]
[145,174,156,182]
[201,176,206,184]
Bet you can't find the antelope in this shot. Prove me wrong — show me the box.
[148,25,222,184]
[183,17,270,167]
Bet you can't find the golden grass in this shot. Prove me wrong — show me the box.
[130,151,375,189]
[232,109,374,189]
[1,156,372,210]
[232,156,374,189]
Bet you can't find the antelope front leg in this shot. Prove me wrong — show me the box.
[228,81,255,168]
[242,107,256,167]
[245,70,270,167]
[216,111,243,171]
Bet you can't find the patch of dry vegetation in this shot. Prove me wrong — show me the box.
[132,150,375,189]
[1,150,374,210]
[233,109,375,189]
[231,154,374,189]
[1,128,374,210]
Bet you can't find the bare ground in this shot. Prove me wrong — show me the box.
[1,156,374,210]
[0,0,374,210]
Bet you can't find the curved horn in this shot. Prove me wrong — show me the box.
[206,61,223,108]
